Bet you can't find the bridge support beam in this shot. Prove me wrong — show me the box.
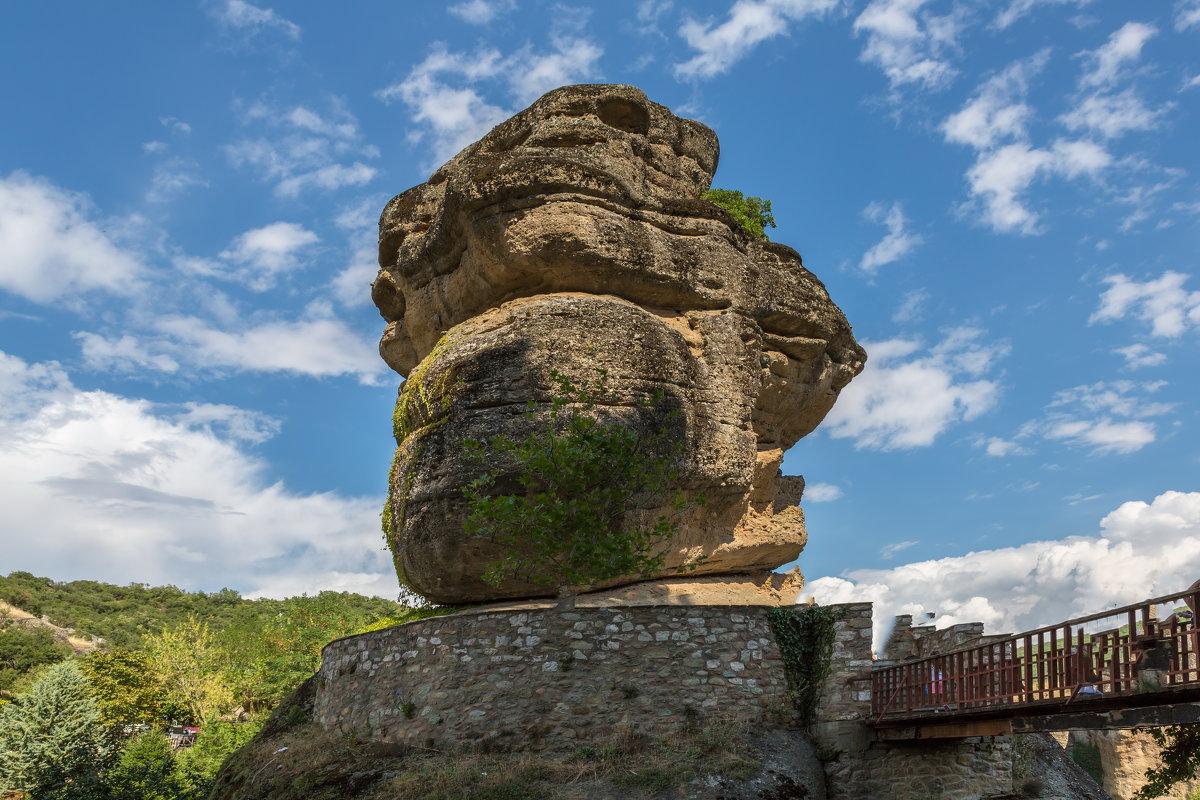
[874,719,1014,742]
[1013,701,1200,733]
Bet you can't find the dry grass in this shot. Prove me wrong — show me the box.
[214,700,763,800]
[0,601,33,620]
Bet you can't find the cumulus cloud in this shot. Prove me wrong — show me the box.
[1091,271,1200,337]
[1078,22,1156,88]
[941,53,1115,234]
[859,201,922,273]
[961,139,1110,234]
[1024,380,1174,455]
[75,333,181,374]
[976,436,1029,457]
[0,349,395,598]
[225,100,378,198]
[217,222,320,290]
[853,0,963,92]
[1059,88,1171,139]
[804,482,843,502]
[0,172,144,304]
[448,0,516,24]
[378,36,603,166]
[804,491,1200,647]
[209,0,300,41]
[1114,343,1167,370]
[823,327,1007,450]
[940,52,1046,150]
[673,0,837,80]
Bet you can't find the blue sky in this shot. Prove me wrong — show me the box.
[1,0,1198,635]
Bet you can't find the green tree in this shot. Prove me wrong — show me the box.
[1135,725,1200,798]
[0,623,72,695]
[175,717,265,781]
[702,188,776,239]
[79,649,166,727]
[144,617,234,725]
[0,660,107,793]
[463,371,703,608]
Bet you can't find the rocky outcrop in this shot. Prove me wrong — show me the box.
[373,84,865,603]
[1071,729,1197,800]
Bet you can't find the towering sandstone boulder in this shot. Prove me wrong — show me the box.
[373,84,865,603]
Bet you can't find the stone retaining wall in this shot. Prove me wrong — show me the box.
[313,605,789,752]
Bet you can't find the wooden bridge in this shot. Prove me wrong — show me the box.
[870,584,1200,740]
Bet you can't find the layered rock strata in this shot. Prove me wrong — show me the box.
[373,84,865,603]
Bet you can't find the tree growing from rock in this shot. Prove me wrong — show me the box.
[703,188,776,239]
[462,370,704,608]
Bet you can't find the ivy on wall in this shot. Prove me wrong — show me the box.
[767,605,841,724]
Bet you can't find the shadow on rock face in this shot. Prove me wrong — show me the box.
[374,84,866,604]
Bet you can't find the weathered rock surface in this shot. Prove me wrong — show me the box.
[374,84,865,603]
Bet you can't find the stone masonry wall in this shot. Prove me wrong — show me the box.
[313,605,788,753]
[814,603,1015,800]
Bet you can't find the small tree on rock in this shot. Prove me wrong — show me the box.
[703,188,776,239]
[462,370,704,609]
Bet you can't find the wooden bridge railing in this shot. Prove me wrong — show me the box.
[871,585,1200,721]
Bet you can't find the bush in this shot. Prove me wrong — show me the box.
[702,188,776,239]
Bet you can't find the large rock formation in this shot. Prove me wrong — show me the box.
[373,84,865,604]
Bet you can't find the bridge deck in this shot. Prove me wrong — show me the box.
[871,585,1200,728]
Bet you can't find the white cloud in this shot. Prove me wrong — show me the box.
[448,0,516,24]
[805,482,843,502]
[75,333,181,374]
[1030,380,1174,455]
[217,222,320,290]
[172,403,281,444]
[153,303,385,384]
[859,201,922,273]
[940,52,1046,150]
[378,37,602,167]
[510,37,604,105]
[992,0,1091,30]
[942,54,1117,234]
[638,0,674,30]
[853,0,962,92]
[1091,271,1200,337]
[1060,88,1170,139]
[1178,0,1200,30]
[804,491,1200,648]
[0,349,395,598]
[961,139,1111,234]
[146,159,208,204]
[210,0,300,41]
[1114,343,1167,370]
[1078,22,1156,89]
[977,436,1029,457]
[0,172,143,304]
[881,540,918,559]
[823,327,1007,450]
[892,288,929,323]
[674,0,837,80]
[330,198,383,307]
[226,100,378,198]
